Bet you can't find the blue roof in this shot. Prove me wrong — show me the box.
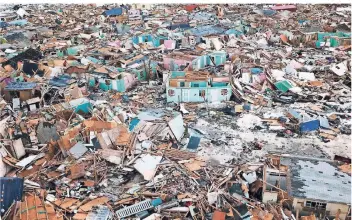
[5,82,37,91]
[187,25,226,37]
[103,8,123,16]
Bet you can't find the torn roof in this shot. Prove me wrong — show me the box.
[164,52,198,61]
[281,157,351,204]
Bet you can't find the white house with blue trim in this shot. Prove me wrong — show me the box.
[166,71,232,103]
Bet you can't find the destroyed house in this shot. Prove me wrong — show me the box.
[163,53,198,71]
[131,4,153,10]
[128,9,142,21]
[166,71,232,103]
[315,32,351,48]
[132,34,168,47]
[52,97,92,114]
[99,72,136,92]
[4,82,37,101]
[271,5,297,12]
[287,109,322,133]
[163,51,227,71]
[167,23,191,31]
[192,51,227,70]
[186,25,226,43]
[0,11,17,22]
[49,75,73,87]
[89,66,137,92]
[129,61,158,81]
[263,156,351,220]
[116,54,147,68]
[1,48,42,69]
[188,12,218,24]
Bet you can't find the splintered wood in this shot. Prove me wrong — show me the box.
[163,148,197,161]
[17,193,63,220]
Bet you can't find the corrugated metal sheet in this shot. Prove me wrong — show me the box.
[86,205,113,220]
[0,177,24,216]
[4,82,37,91]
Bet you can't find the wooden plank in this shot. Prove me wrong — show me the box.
[78,197,109,212]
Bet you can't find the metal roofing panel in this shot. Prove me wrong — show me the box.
[0,177,24,216]
[4,82,37,91]
[281,157,351,204]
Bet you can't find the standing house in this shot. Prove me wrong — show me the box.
[166,71,232,103]
[262,155,351,220]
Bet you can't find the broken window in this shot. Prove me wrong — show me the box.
[168,89,175,96]
[305,201,327,209]
[221,89,228,95]
[199,90,205,97]
[210,56,216,65]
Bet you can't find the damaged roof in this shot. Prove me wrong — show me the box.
[281,156,351,204]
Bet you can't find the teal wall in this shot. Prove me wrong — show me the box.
[316,32,351,48]
[212,82,227,87]
[131,63,157,81]
[74,102,92,114]
[98,78,127,92]
[171,71,186,78]
[190,81,207,87]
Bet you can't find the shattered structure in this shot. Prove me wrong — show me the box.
[0,3,351,220]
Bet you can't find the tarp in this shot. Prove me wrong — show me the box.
[103,8,123,16]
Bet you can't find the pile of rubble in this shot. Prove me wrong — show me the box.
[0,3,351,220]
